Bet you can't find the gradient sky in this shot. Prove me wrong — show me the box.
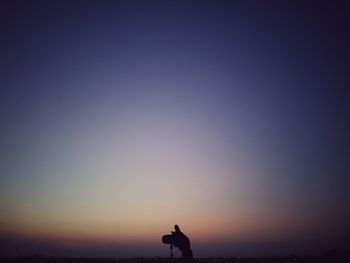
[1,0,350,257]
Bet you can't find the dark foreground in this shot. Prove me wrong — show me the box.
[1,251,350,263]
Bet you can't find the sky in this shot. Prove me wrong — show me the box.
[1,0,350,258]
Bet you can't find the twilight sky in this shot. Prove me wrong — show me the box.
[1,0,350,257]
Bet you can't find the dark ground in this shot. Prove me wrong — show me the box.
[1,250,350,263]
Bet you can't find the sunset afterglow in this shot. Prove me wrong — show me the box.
[1,0,349,257]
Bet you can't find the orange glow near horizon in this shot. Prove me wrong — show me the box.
[3,202,315,246]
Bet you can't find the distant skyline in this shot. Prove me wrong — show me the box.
[1,0,350,257]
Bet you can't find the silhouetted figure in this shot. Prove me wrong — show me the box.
[162,225,193,261]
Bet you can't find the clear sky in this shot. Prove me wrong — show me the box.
[1,0,350,257]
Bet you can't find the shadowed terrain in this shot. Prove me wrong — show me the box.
[2,250,350,263]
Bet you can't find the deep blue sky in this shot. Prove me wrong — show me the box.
[1,0,350,257]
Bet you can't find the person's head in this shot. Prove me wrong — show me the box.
[174,225,180,232]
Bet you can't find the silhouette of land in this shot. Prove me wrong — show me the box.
[1,250,350,263]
